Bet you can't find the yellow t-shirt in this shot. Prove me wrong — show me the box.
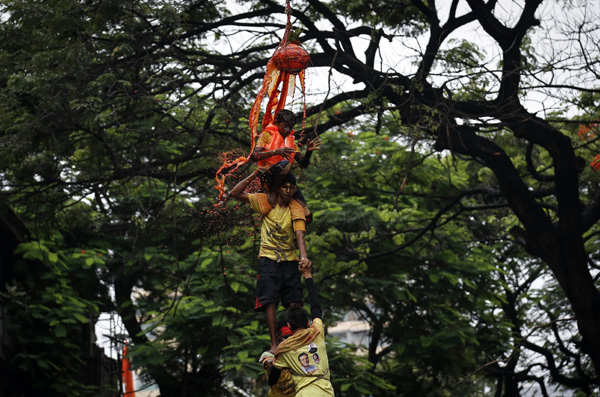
[249,193,306,262]
[273,319,334,396]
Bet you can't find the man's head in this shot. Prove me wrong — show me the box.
[274,109,296,137]
[277,173,297,203]
[287,305,309,332]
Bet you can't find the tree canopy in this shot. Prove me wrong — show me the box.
[1,0,600,396]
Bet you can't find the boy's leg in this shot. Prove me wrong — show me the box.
[280,261,303,310]
[292,187,306,204]
[265,303,278,353]
[259,160,290,191]
[270,161,292,191]
[292,188,313,224]
[254,257,281,352]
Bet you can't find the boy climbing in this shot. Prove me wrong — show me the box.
[251,109,321,221]
[230,170,310,353]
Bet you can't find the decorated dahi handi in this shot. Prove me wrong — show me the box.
[214,0,316,204]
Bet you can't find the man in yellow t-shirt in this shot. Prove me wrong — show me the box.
[268,263,335,396]
[231,169,310,353]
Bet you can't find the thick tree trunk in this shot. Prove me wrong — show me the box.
[540,242,600,378]
[435,121,600,378]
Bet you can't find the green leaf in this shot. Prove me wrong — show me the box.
[428,273,440,283]
[53,325,67,338]
[73,313,88,323]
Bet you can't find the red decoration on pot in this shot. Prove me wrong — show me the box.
[273,42,310,74]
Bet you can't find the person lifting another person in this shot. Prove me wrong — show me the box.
[231,170,310,354]
[268,261,334,396]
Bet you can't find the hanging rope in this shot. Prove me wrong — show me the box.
[214,0,310,202]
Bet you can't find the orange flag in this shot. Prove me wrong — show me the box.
[122,344,136,396]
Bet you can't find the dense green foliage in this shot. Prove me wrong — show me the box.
[1,0,600,396]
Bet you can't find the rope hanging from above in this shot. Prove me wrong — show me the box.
[215,0,311,202]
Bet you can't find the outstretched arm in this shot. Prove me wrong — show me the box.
[230,169,259,203]
[296,137,322,169]
[300,262,322,320]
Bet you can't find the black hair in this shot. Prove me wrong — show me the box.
[274,109,297,125]
[287,305,309,331]
[281,173,297,186]
[277,319,288,330]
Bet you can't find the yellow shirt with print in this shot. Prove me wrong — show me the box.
[248,193,306,263]
[273,318,334,396]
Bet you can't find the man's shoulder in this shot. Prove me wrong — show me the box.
[256,127,276,146]
[248,192,267,198]
[249,193,273,215]
[260,125,278,136]
[288,199,306,221]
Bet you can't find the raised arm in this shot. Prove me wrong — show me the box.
[229,169,259,203]
[300,262,322,320]
[296,137,322,169]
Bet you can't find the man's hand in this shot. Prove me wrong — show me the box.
[275,147,295,160]
[229,169,260,203]
[299,259,312,278]
[306,137,322,152]
[262,357,274,370]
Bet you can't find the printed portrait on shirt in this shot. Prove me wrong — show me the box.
[298,352,318,374]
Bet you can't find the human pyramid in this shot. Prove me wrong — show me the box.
[230,107,334,396]
[227,1,335,392]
